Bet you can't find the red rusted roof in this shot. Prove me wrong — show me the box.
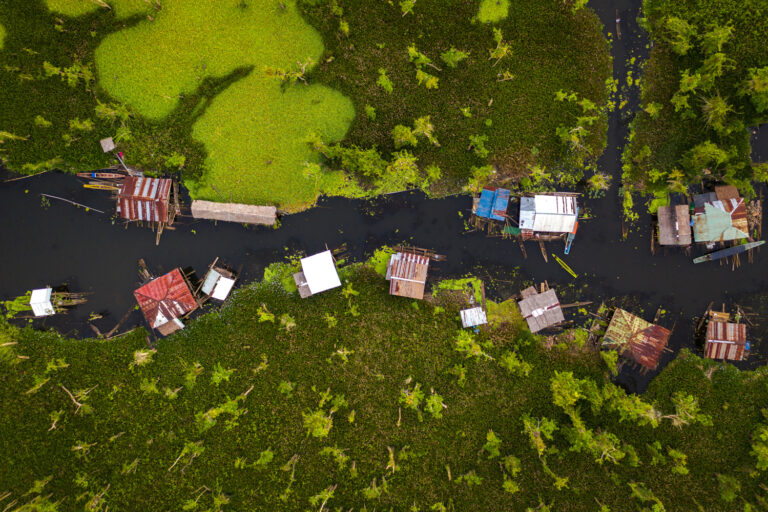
[628,324,671,370]
[134,268,198,331]
[387,252,430,299]
[117,176,172,223]
[705,321,747,360]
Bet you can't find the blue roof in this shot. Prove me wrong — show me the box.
[475,188,510,221]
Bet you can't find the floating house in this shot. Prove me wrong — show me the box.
[200,259,237,302]
[519,194,578,239]
[602,308,670,372]
[517,285,565,333]
[460,306,488,329]
[191,200,277,226]
[386,249,432,300]
[705,309,748,361]
[293,250,342,298]
[692,186,749,244]
[657,204,692,246]
[116,176,179,245]
[28,288,87,317]
[134,268,199,336]
[473,187,511,221]
[29,288,56,317]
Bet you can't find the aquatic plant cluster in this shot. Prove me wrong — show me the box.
[0,0,609,210]
[2,263,768,510]
[624,0,768,204]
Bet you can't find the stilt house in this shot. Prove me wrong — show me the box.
[692,186,749,244]
[657,204,692,246]
[705,310,749,361]
[134,268,199,336]
[293,250,342,298]
[200,259,237,302]
[116,176,179,245]
[518,194,578,240]
[517,286,565,333]
[386,250,430,300]
[602,309,670,371]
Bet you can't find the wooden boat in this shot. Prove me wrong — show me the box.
[77,171,125,179]
[564,207,579,255]
[693,240,765,264]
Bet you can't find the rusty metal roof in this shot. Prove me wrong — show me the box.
[117,176,172,223]
[603,309,670,370]
[386,252,430,299]
[706,320,746,344]
[134,268,198,331]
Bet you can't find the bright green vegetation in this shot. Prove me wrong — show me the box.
[45,0,152,19]
[0,22,5,50]
[623,0,768,206]
[2,262,767,510]
[301,0,611,194]
[190,74,354,208]
[477,0,510,23]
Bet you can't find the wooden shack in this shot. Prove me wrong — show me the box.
[692,186,749,243]
[386,251,430,300]
[517,285,565,333]
[116,176,179,245]
[293,250,342,298]
[657,204,692,246]
[134,268,199,336]
[705,309,748,361]
[602,308,670,372]
[460,306,488,329]
[191,200,276,226]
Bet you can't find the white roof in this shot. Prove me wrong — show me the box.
[460,307,488,328]
[518,195,577,233]
[300,250,341,295]
[211,276,236,301]
[30,288,55,317]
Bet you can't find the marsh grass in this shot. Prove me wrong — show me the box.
[1,266,766,510]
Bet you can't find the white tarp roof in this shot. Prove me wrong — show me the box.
[460,307,488,328]
[30,288,55,317]
[211,277,236,301]
[519,195,577,233]
[301,250,341,295]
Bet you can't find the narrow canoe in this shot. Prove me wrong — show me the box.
[693,240,765,264]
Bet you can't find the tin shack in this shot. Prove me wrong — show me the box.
[293,250,342,298]
[134,268,199,336]
[116,176,179,245]
[602,308,671,372]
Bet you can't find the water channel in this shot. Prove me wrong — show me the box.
[1,0,766,392]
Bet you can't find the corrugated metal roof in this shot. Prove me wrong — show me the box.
[475,188,510,221]
[519,195,577,233]
[603,309,670,370]
[461,307,488,328]
[518,288,564,333]
[117,176,172,223]
[692,197,749,242]
[658,205,692,246]
[191,200,276,225]
[134,268,198,331]
[30,288,55,317]
[705,320,747,360]
[387,252,430,299]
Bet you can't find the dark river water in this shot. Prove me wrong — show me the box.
[1,0,767,392]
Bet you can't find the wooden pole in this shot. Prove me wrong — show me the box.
[40,194,105,214]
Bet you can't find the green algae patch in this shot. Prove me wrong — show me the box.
[477,0,509,23]
[45,0,153,19]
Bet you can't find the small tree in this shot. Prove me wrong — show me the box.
[440,47,469,68]
[489,29,512,66]
[482,430,502,458]
[745,66,768,113]
[377,68,394,93]
[392,125,418,148]
[662,16,697,55]
[400,0,416,16]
